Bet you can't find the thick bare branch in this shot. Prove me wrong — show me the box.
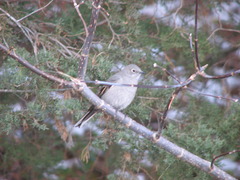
[80,81,236,180]
[78,0,103,80]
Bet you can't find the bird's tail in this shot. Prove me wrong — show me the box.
[75,105,98,128]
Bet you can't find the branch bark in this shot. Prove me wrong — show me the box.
[78,0,103,80]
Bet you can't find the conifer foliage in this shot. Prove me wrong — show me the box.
[0,0,240,179]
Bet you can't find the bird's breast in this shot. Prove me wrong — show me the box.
[101,86,137,110]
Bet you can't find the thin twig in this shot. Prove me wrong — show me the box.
[0,7,38,57]
[199,69,240,79]
[189,30,240,79]
[72,0,89,37]
[155,62,209,135]
[211,149,240,169]
[0,43,71,86]
[173,0,183,27]
[157,87,182,135]
[0,88,70,93]
[207,28,240,41]
[186,87,239,103]
[207,3,240,41]
[0,7,34,47]
[167,0,184,36]
[100,11,121,48]
[49,37,73,57]
[17,0,54,22]
[153,63,181,84]
[194,0,201,70]
[0,89,34,93]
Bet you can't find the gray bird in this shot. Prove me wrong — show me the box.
[75,64,144,128]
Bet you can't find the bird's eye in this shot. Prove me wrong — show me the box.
[131,69,136,73]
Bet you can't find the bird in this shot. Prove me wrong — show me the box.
[75,64,144,128]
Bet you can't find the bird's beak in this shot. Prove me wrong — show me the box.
[139,71,145,75]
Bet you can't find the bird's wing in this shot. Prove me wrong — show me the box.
[98,74,122,97]
[75,75,122,128]
[75,104,98,127]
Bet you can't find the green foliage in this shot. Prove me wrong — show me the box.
[0,131,64,179]
[0,0,239,179]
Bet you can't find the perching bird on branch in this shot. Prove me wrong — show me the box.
[75,64,144,128]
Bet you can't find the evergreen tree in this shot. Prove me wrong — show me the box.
[0,0,239,179]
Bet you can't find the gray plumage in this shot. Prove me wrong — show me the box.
[75,64,144,128]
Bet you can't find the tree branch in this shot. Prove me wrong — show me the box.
[78,0,103,80]
[72,0,89,37]
[192,1,240,79]
[17,0,54,22]
[157,87,182,135]
[0,44,71,86]
[80,78,236,180]
[194,0,200,71]
[0,7,34,50]
[211,149,240,169]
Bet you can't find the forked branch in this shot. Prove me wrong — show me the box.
[78,0,103,80]
[192,0,240,79]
